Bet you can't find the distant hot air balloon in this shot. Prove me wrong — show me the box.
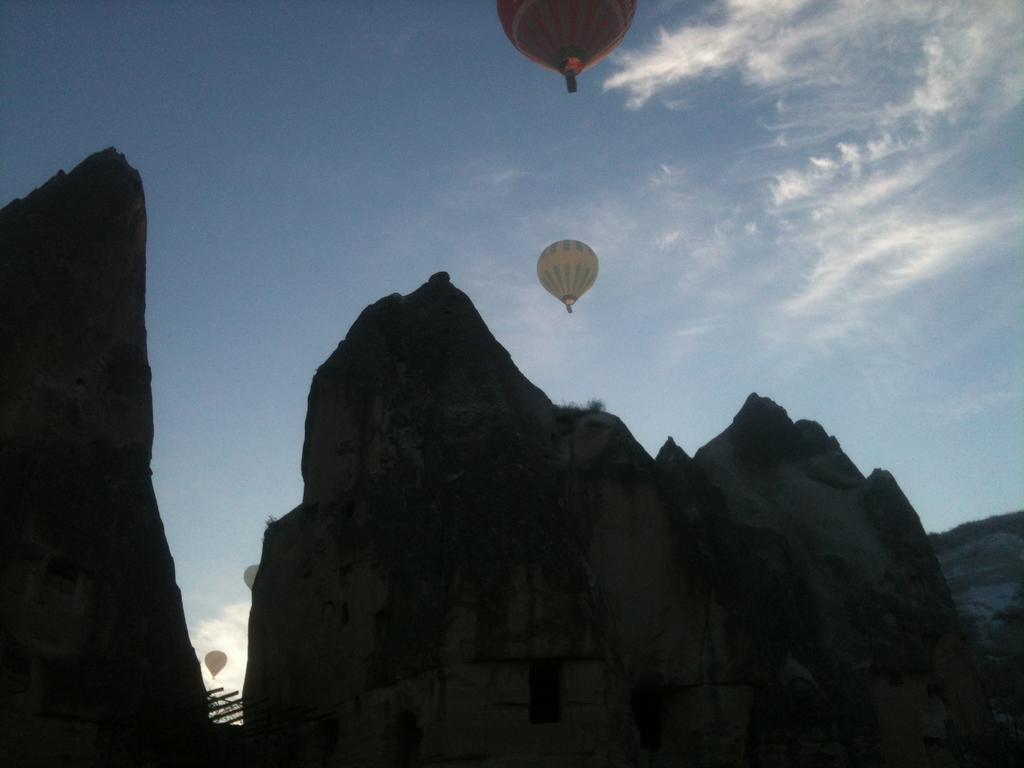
[537,239,598,313]
[205,650,227,679]
[497,0,639,92]
[243,565,259,590]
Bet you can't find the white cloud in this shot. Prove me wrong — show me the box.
[649,162,687,186]
[606,0,1024,135]
[605,0,1024,359]
[605,0,918,108]
[781,207,1018,326]
[770,168,815,205]
[192,601,250,700]
[674,322,714,337]
[488,166,526,187]
[655,229,685,248]
[889,5,1024,126]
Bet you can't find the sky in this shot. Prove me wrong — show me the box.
[2,0,1021,696]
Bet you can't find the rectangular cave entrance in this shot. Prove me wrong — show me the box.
[529,660,561,724]
[630,688,663,751]
[394,711,421,767]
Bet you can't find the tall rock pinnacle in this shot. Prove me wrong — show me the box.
[0,149,208,767]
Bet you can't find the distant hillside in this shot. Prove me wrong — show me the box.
[931,510,1024,551]
[931,510,1024,763]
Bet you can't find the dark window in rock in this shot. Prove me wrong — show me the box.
[47,560,77,591]
[318,717,339,761]
[34,559,78,608]
[529,660,561,724]
[341,602,350,624]
[0,648,31,694]
[375,608,390,638]
[393,711,421,768]
[630,688,662,751]
[345,500,355,519]
[945,717,964,755]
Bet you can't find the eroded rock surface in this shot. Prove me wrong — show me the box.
[0,149,208,766]
[246,275,1001,766]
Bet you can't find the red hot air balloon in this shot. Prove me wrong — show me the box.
[497,0,639,93]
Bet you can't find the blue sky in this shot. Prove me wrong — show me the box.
[3,0,1022,693]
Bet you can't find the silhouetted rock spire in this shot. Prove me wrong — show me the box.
[0,149,208,767]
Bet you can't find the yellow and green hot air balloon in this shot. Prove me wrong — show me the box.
[537,239,598,313]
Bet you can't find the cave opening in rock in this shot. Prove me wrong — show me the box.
[317,717,339,763]
[394,711,421,767]
[529,660,561,724]
[630,688,662,751]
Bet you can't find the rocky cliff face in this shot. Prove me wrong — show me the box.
[246,274,1001,767]
[692,396,998,766]
[0,149,208,766]
[931,511,1024,763]
[247,273,631,763]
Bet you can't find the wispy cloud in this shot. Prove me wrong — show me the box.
[674,322,715,337]
[460,160,531,199]
[605,0,1024,360]
[778,205,1019,344]
[191,601,250,697]
[605,0,884,109]
[655,229,685,249]
[606,1,1022,113]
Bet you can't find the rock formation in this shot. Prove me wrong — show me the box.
[931,511,1024,763]
[689,396,999,766]
[245,274,1002,766]
[0,149,208,766]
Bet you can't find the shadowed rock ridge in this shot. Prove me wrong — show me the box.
[246,275,1001,766]
[0,150,208,767]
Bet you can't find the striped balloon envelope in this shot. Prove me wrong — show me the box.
[497,0,639,92]
[537,240,598,313]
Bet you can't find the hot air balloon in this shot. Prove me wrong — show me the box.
[205,650,227,679]
[243,565,259,590]
[497,0,639,92]
[537,239,598,313]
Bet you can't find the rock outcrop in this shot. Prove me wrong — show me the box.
[245,274,1002,766]
[931,511,1024,763]
[692,395,999,766]
[0,150,208,766]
